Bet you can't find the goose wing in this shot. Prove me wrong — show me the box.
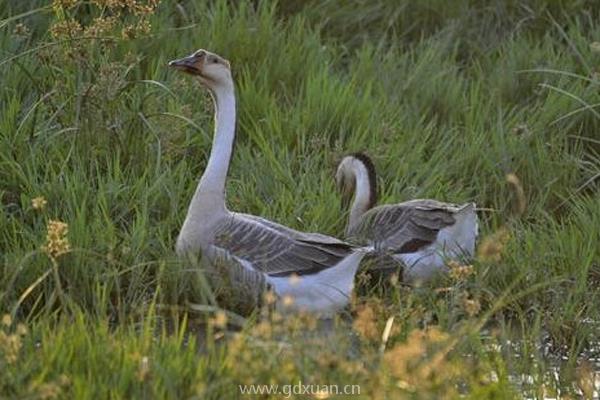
[200,245,268,313]
[238,213,350,246]
[348,200,459,254]
[213,214,354,277]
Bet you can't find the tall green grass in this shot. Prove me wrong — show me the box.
[1,0,599,397]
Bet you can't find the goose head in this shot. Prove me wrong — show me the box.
[335,153,378,211]
[169,49,232,90]
[335,156,357,210]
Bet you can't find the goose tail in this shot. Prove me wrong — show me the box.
[441,202,478,257]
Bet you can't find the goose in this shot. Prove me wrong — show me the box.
[335,153,478,283]
[168,49,368,315]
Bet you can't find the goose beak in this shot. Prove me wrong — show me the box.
[168,55,201,75]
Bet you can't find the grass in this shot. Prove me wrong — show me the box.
[1,0,599,398]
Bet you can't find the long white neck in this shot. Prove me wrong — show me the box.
[186,83,236,219]
[347,159,373,235]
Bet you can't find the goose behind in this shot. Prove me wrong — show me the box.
[169,49,368,315]
[335,153,478,283]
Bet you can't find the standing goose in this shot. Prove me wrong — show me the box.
[335,153,478,283]
[169,49,367,315]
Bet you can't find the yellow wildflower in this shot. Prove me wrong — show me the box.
[16,324,28,336]
[353,303,379,340]
[253,321,273,339]
[52,0,77,9]
[84,16,117,37]
[49,20,82,39]
[448,261,474,281]
[263,290,277,305]
[313,389,331,399]
[209,311,228,330]
[13,23,30,37]
[384,327,452,389]
[30,382,62,399]
[41,220,71,258]
[0,330,23,364]
[477,227,510,262]
[576,360,595,399]
[462,296,481,317]
[32,196,48,211]
[121,20,151,39]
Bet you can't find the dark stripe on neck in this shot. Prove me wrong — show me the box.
[351,152,378,209]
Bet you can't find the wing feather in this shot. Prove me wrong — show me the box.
[213,214,354,277]
[348,201,460,254]
[201,245,268,314]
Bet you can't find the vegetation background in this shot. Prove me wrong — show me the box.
[1,0,599,398]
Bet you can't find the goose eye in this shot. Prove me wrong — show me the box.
[212,58,219,64]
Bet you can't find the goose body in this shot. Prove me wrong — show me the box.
[170,50,367,314]
[336,153,478,283]
[179,212,365,313]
